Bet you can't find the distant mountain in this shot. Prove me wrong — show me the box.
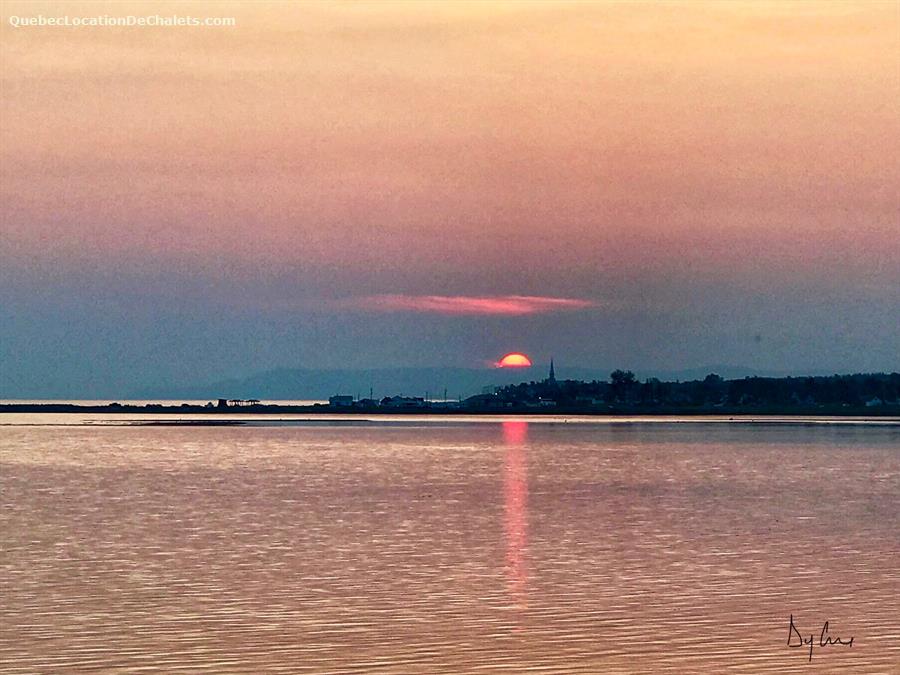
[133,364,787,401]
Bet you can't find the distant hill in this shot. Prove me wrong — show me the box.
[134,364,787,401]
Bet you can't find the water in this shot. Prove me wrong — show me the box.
[1,415,898,673]
[0,399,327,407]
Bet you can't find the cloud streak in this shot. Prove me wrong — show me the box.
[346,294,596,316]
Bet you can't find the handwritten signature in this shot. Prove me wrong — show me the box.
[788,614,854,662]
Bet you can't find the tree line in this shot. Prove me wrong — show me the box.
[494,371,900,409]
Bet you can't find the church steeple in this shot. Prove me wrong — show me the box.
[548,358,556,384]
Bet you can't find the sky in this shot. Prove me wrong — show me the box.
[1,1,898,395]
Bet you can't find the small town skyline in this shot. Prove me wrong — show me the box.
[6,362,897,416]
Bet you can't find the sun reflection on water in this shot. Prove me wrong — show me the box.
[502,421,529,609]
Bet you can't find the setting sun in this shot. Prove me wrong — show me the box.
[497,352,532,368]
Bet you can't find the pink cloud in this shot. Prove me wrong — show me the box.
[345,294,596,316]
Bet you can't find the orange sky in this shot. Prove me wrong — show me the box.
[3,1,898,289]
[1,1,898,386]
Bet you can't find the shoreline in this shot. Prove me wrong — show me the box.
[2,403,899,417]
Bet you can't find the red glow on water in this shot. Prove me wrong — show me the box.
[503,421,529,608]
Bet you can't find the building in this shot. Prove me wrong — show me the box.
[380,396,426,409]
[353,398,379,408]
[328,395,354,407]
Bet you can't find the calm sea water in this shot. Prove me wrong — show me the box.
[1,414,898,673]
